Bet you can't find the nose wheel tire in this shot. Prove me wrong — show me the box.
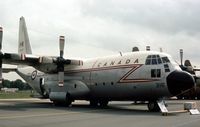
[147,101,160,112]
[99,100,109,107]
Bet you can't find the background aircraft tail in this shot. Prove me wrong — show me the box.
[18,16,32,54]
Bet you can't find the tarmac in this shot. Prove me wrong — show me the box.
[0,99,200,127]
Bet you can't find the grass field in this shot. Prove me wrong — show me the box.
[0,91,33,99]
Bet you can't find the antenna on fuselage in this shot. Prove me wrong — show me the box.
[132,47,139,52]
[119,51,122,56]
[146,46,150,51]
[160,48,163,52]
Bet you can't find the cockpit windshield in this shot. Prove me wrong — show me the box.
[145,55,170,65]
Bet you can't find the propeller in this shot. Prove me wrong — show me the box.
[57,36,66,87]
[179,49,198,74]
[178,49,200,98]
[184,60,195,75]
[0,27,3,85]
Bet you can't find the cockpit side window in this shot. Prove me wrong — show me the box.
[162,57,170,63]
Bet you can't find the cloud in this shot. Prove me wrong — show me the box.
[80,0,200,34]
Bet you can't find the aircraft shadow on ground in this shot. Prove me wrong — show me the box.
[0,101,162,116]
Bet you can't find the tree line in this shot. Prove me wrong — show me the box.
[0,79,32,90]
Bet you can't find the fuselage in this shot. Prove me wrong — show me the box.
[16,51,194,101]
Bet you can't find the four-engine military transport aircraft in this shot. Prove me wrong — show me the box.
[0,17,195,111]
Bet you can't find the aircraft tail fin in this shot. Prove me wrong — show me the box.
[18,16,32,54]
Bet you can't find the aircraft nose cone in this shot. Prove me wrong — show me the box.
[167,71,195,96]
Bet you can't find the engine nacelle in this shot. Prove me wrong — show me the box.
[39,56,53,63]
[49,92,67,102]
[48,81,90,102]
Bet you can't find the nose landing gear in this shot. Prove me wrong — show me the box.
[147,101,160,112]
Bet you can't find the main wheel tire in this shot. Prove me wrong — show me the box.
[99,100,109,107]
[53,101,65,106]
[53,100,72,107]
[90,100,98,107]
[147,101,160,112]
[65,100,72,106]
[177,96,183,100]
[65,93,72,107]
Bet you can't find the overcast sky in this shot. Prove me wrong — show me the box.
[1,0,200,80]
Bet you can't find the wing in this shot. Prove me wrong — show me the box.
[2,53,83,73]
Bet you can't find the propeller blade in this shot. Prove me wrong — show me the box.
[58,71,64,87]
[194,69,200,71]
[0,59,2,84]
[180,49,183,66]
[59,36,65,58]
[0,27,3,86]
[0,27,3,50]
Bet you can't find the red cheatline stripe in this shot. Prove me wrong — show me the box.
[65,64,143,74]
[118,79,159,83]
[118,65,141,82]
